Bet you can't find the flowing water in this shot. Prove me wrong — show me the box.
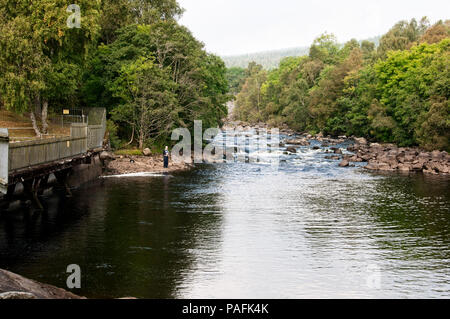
[0,130,449,298]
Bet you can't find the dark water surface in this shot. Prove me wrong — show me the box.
[0,134,449,298]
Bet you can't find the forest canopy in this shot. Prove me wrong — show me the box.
[233,18,450,151]
[0,0,229,150]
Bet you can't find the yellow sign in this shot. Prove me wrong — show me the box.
[63,109,70,115]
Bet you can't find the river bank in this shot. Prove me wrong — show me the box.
[103,153,194,176]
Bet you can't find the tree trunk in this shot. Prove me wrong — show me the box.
[127,125,135,146]
[41,100,48,135]
[30,112,42,138]
[138,131,144,150]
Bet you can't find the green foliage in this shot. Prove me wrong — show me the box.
[115,149,144,156]
[106,119,121,149]
[309,33,340,65]
[0,0,101,121]
[377,17,429,58]
[1,0,229,150]
[83,20,229,149]
[233,20,450,151]
[226,67,246,94]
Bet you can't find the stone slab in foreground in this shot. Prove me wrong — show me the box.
[0,269,83,299]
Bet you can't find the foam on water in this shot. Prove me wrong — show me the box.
[102,172,171,178]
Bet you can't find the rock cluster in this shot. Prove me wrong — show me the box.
[345,143,450,174]
[285,138,310,146]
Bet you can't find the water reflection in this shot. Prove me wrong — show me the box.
[0,172,224,298]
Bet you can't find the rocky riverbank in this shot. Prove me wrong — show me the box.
[0,269,83,299]
[223,121,450,175]
[344,140,450,174]
[102,152,194,176]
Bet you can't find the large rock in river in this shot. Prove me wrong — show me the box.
[286,147,297,154]
[339,160,350,167]
[286,138,310,146]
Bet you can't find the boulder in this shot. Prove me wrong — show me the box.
[0,292,37,299]
[331,148,343,155]
[143,148,152,156]
[431,150,444,159]
[412,161,424,171]
[100,151,115,161]
[354,137,368,145]
[425,161,449,174]
[286,139,310,146]
[286,147,297,154]
[0,269,83,299]
[349,155,363,163]
[339,160,349,167]
[398,164,412,172]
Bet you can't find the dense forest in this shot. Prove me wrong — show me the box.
[0,0,229,150]
[233,18,450,151]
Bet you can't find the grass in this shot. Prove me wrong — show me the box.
[114,149,143,156]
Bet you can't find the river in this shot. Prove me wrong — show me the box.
[0,129,449,298]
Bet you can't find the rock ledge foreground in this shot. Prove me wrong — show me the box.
[0,269,83,299]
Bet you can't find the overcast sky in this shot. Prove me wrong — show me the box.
[177,0,449,56]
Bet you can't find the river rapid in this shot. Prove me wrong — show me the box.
[0,128,449,298]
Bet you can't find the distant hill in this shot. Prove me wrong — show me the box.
[222,46,309,69]
[222,36,381,69]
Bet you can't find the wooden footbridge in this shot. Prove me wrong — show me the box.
[0,108,106,209]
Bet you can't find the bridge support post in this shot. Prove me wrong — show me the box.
[22,179,44,211]
[54,170,72,197]
[37,175,49,196]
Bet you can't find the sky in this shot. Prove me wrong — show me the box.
[177,0,449,56]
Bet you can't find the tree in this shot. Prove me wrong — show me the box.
[309,48,363,133]
[82,21,229,149]
[309,33,340,65]
[111,57,179,149]
[0,0,101,136]
[99,0,184,44]
[377,17,429,57]
[226,67,246,94]
[420,20,450,44]
[374,39,449,146]
[234,63,267,123]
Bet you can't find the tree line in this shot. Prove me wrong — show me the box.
[0,0,230,150]
[233,18,449,151]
